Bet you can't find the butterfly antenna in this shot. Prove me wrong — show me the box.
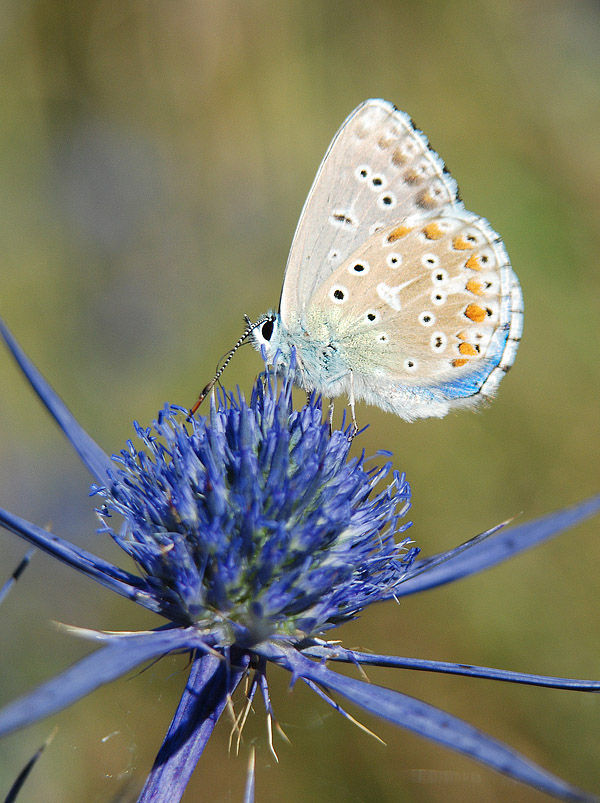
[188,315,272,418]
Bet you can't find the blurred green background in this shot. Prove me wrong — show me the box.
[1,1,599,801]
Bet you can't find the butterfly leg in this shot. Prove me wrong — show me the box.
[348,371,358,440]
[327,399,335,436]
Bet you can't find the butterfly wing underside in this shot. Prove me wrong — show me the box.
[279,99,460,327]
[267,98,522,418]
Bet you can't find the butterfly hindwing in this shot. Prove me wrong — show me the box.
[305,209,519,387]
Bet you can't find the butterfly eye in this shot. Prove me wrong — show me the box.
[261,319,275,341]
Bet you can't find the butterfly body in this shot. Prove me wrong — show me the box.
[253,99,523,421]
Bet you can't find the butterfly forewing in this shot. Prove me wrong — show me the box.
[279,99,460,327]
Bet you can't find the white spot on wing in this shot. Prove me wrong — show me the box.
[348,260,370,276]
[431,331,447,352]
[376,279,416,311]
[370,173,387,190]
[329,285,349,304]
[378,192,397,209]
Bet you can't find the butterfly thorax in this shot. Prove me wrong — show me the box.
[253,310,356,399]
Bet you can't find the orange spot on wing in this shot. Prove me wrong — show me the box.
[466,278,484,295]
[452,358,469,368]
[456,331,468,340]
[423,222,443,240]
[387,225,413,242]
[416,190,439,209]
[459,343,478,356]
[465,254,481,270]
[453,235,473,250]
[464,304,486,323]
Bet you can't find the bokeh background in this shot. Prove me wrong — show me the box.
[1,1,599,801]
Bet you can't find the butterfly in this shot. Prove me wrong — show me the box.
[192,99,523,423]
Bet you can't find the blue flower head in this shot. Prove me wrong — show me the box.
[95,362,414,642]
[1,318,600,803]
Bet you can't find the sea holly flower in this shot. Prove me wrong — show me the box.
[92,373,415,638]
[1,318,600,803]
